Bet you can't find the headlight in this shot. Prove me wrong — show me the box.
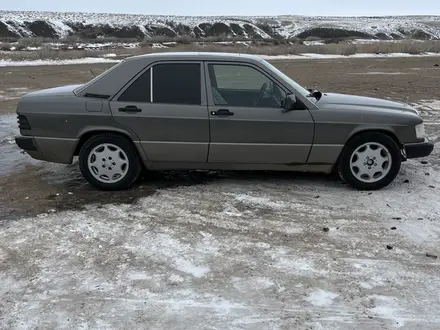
[415,123,425,139]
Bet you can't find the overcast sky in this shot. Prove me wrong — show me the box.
[1,0,439,16]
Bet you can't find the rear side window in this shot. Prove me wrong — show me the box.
[118,68,151,102]
[153,63,201,105]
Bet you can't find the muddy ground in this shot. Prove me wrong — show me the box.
[1,57,440,329]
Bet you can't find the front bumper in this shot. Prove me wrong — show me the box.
[403,138,434,159]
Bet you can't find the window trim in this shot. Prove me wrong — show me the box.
[112,60,207,106]
[204,61,294,109]
[150,66,153,102]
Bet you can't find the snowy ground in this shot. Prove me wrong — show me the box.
[0,57,120,67]
[1,52,440,67]
[0,54,440,330]
[0,78,439,328]
[1,164,440,329]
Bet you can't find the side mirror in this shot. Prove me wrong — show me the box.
[283,94,297,111]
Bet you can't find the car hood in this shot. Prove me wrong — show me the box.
[316,93,418,115]
[21,84,83,98]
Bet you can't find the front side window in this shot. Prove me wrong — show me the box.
[153,63,201,105]
[208,64,286,108]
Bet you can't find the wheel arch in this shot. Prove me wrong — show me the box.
[73,128,144,161]
[332,128,402,172]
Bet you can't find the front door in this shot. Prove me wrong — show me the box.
[205,62,314,164]
[110,61,209,163]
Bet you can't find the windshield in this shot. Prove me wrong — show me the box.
[260,59,312,98]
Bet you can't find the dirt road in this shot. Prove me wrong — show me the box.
[1,57,440,329]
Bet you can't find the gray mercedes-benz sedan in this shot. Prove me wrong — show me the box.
[15,52,433,191]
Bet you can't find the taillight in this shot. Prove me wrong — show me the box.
[17,115,31,130]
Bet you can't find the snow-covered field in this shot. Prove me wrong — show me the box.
[1,10,440,40]
[0,93,439,328]
[0,57,120,67]
[1,164,440,329]
[0,52,440,67]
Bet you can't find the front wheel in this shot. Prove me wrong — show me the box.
[338,132,402,190]
[78,134,142,190]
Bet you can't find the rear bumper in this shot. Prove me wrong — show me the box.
[15,135,77,164]
[403,138,434,159]
[15,136,46,161]
[15,136,38,151]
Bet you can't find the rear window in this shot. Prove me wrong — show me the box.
[118,68,151,103]
[152,63,201,105]
[74,61,125,95]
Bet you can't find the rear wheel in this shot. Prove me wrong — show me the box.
[79,134,141,190]
[338,132,402,190]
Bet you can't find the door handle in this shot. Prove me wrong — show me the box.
[118,105,142,113]
[211,109,234,116]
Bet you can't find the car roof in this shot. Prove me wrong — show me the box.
[125,51,264,62]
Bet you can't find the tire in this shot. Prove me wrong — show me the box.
[338,132,402,190]
[78,133,142,190]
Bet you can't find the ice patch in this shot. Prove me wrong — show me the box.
[306,289,339,307]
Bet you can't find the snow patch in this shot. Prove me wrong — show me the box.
[306,289,339,307]
[174,259,210,278]
[0,52,439,68]
[123,232,214,278]
[412,99,440,111]
[349,71,408,75]
[231,193,287,209]
[0,57,121,67]
[370,295,406,328]
[261,52,440,60]
[303,40,325,46]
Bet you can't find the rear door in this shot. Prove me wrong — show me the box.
[205,62,315,164]
[110,61,209,163]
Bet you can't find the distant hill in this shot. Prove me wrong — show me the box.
[1,11,440,41]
